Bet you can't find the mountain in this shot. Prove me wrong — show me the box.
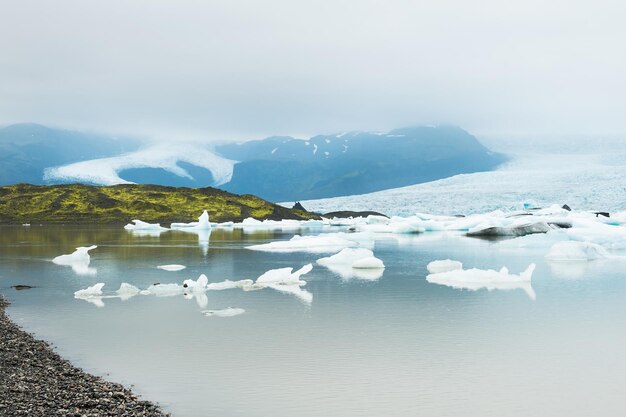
[216,125,506,201]
[0,123,506,202]
[0,123,140,185]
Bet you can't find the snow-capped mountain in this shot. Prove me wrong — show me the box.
[217,125,505,201]
[0,124,505,201]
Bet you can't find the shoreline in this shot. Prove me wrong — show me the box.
[0,295,170,417]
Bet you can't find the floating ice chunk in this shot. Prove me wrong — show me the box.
[206,279,254,290]
[426,259,463,274]
[426,263,536,299]
[183,274,209,290]
[247,235,357,253]
[53,245,97,265]
[545,241,612,261]
[202,307,245,317]
[255,264,312,285]
[352,257,385,269]
[468,222,552,237]
[366,215,390,225]
[171,210,211,231]
[157,264,186,271]
[74,283,105,298]
[141,283,184,297]
[53,246,98,275]
[116,283,140,300]
[124,220,167,231]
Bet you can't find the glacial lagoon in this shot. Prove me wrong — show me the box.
[2,224,626,417]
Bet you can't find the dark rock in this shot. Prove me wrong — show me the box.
[595,212,610,218]
[323,210,389,219]
[562,204,572,211]
[292,202,306,211]
[11,285,34,291]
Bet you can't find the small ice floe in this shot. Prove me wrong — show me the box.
[426,259,463,274]
[244,264,314,304]
[317,248,385,280]
[202,307,245,317]
[74,283,106,307]
[116,283,140,300]
[124,220,168,231]
[467,222,553,237]
[171,210,211,231]
[426,262,536,300]
[545,241,613,261]
[206,279,254,290]
[22,223,30,227]
[140,283,184,297]
[52,245,98,276]
[182,274,209,290]
[157,264,187,271]
[246,234,357,253]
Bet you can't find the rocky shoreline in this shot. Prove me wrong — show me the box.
[0,296,170,416]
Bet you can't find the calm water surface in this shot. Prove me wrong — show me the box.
[1,225,626,417]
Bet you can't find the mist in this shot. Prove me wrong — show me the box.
[1,0,625,143]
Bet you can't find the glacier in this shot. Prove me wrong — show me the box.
[44,143,236,186]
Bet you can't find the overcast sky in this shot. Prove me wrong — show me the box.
[1,0,625,142]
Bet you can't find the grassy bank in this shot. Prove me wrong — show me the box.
[0,183,317,224]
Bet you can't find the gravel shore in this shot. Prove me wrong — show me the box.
[0,296,170,416]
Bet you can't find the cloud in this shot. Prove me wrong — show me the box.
[1,0,625,141]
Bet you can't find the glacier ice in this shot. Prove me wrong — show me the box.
[426,259,463,274]
[116,283,140,300]
[74,283,105,298]
[53,245,98,275]
[316,248,384,280]
[124,220,168,231]
[246,234,358,253]
[171,210,211,231]
[206,279,254,290]
[426,262,536,299]
[202,308,246,317]
[157,264,187,271]
[545,241,613,261]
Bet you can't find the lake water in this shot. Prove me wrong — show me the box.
[2,225,626,417]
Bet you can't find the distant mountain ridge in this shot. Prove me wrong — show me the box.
[0,123,506,202]
[216,125,506,201]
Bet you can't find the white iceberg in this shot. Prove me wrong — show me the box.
[171,210,211,231]
[124,220,168,231]
[157,264,187,271]
[183,274,209,290]
[545,241,613,261]
[255,264,312,285]
[426,262,536,299]
[202,307,245,317]
[115,283,140,300]
[246,234,357,253]
[74,283,105,298]
[141,283,184,297]
[206,279,254,290]
[53,245,98,275]
[316,248,384,280]
[426,259,463,274]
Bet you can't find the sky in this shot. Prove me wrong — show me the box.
[1,0,625,142]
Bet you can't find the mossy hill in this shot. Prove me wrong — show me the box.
[0,184,317,224]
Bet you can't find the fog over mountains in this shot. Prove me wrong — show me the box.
[0,123,505,202]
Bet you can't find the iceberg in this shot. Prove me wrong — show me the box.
[545,241,613,261]
[246,234,357,253]
[183,274,209,290]
[202,307,245,317]
[426,262,536,299]
[141,283,184,297]
[317,248,384,280]
[426,259,463,274]
[74,283,105,298]
[206,279,254,290]
[170,210,211,231]
[124,220,168,231]
[157,264,187,271]
[255,264,313,285]
[115,283,140,300]
[52,245,98,275]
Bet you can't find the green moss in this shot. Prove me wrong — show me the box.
[0,183,319,224]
